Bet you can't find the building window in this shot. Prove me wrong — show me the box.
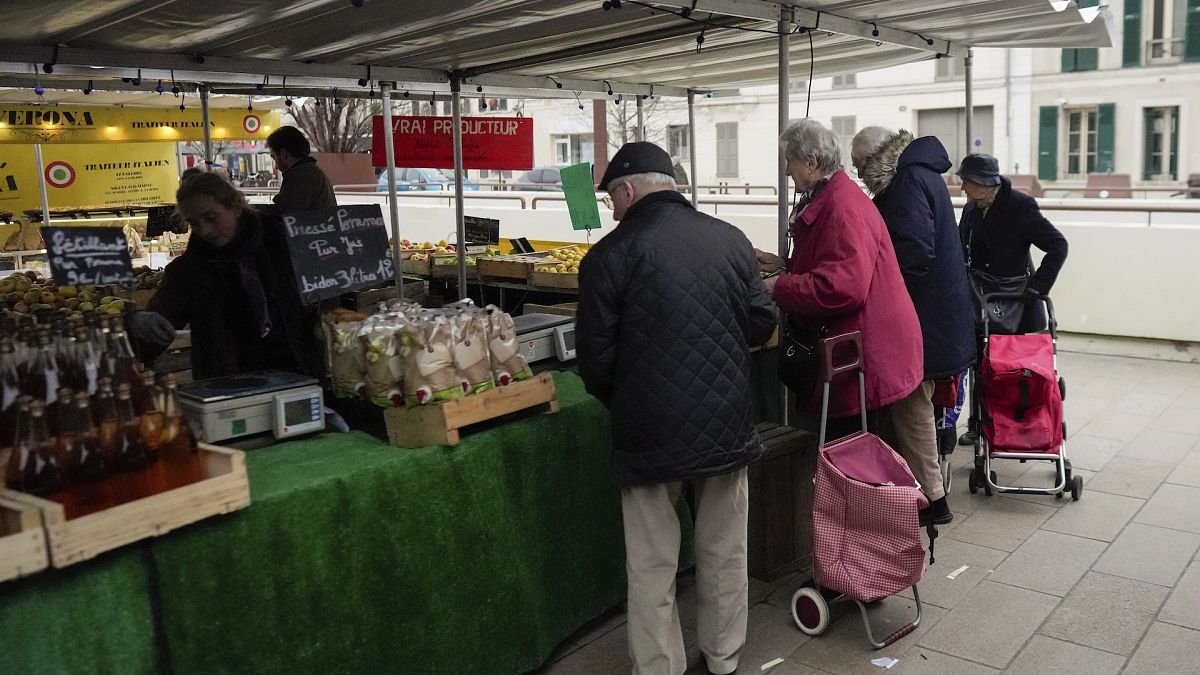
[830,115,857,175]
[552,133,593,165]
[788,79,810,93]
[1146,0,1187,63]
[831,74,857,89]
[478,98,509,112]
[667,125,691,161]
[1143,106,1179,180]
[934,57,965,80]
[716,122,739,177]
[1065,108,1099,177]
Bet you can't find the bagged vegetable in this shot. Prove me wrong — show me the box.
[484,305,533,386]
[403,313,461,407]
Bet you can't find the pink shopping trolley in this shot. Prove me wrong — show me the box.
[791,332,933,649]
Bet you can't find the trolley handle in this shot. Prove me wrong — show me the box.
[819,331,864,384]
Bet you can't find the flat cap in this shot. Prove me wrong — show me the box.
[598,142,675,191]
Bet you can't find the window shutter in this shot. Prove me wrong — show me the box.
[1075,48,1099,70]
[1170,107,1179,178]
[1142,108,1154,180]
[1123,0,1142,67]
[1038,106,1059,180]
[1062,49,1077,72]
[1096,103,1116,173]
[1186,0,1200,62]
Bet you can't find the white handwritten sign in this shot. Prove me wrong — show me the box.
[42,226,134,285]
[280,205,394,305]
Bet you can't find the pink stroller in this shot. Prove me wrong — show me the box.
[791,332,931,649]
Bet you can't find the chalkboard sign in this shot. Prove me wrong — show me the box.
[463,215,500,245]
[145,205,184,238]
[281,204,394,305]
[42,226,134,285]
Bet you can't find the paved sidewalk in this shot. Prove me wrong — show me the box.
[535,351,1200,674]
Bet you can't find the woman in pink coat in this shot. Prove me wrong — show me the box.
[761,119,924,438]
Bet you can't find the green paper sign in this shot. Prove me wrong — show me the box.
[560,162,603,232]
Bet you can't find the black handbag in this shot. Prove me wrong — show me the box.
[778,321,827,398]
[968,269,1028,335]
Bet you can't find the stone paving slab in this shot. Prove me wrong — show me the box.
[1002,635,1126,675]
[1092,523,1200,587]
[916,581,1058,669]
[1122,622,1200,675]
[1039,571,1170,655]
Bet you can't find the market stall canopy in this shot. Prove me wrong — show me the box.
[0,1,1115,96]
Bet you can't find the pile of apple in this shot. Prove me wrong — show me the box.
[397,239,457,254]
[1,271,128,317]
[536,246,587,274]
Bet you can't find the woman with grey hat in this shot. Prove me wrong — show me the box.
[956,153,1068,445]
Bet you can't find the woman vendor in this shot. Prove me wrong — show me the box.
[129,172,324,380]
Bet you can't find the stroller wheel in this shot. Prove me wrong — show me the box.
[792,587,830,636]
[1071,475,1083,501]
[968,468,979,494]
[1059,377,1066,401]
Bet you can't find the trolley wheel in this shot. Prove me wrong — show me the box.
[792,587,830,636]
[968,468,979,494]
[1070,475,1083,501]
[984,471,996,496]
[1059,377,1067,401]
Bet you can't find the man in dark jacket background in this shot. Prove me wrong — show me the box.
[267,126,338,213]
[577,142,776,675]
[852,127,974,525]
[955,153,1069,445]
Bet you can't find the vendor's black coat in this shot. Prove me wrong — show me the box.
[148,208,325,381]
[576,191,777,486]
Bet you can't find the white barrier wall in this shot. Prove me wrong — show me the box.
[275,191,1200,343]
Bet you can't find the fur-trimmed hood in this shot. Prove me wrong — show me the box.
[861,131,952,195]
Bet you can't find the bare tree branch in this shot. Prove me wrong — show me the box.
[290,98,379,153]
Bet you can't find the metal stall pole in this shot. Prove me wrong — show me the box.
[636,95,645,142]
[965,48,974,157]
[200,85,213,169]
[451,79,468,296]
[381,82,404,298]
[687,91,698,207]
[33,144,51,228]
[778,10,792,425]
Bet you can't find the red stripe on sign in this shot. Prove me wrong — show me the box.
[371,116,533,170]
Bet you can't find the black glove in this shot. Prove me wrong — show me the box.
[125,310,176,349]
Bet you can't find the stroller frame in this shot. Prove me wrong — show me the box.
[790,332,928,649]
[968,293,1082,501]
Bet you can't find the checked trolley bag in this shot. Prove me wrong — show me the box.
[791,331,931,650]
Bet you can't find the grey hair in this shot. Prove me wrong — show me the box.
[613,171,678,194]
[778,118,843,174]
[851,126,895,169]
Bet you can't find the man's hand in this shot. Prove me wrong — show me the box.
[763,274,780,295]
[755,248,786,275]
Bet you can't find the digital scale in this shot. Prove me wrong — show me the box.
[513,313,576,364]
[176,370,325,443]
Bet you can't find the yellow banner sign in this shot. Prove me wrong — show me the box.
[0,106,280,144]
[0,143,178,212]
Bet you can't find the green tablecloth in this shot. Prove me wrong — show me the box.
[0,372,638,675]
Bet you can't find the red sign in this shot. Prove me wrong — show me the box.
[371,115,533,170]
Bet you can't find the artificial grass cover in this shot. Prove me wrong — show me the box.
[150,371,630,675]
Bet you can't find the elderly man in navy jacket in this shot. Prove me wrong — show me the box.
[852,127,976,525]
[577,142,776,675]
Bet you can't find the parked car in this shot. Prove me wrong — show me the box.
[375,168,479,192]
[516,165,566,190]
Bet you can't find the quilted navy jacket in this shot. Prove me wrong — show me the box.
[577,191,777,486]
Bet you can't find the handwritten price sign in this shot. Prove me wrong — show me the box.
[280,205,394,305]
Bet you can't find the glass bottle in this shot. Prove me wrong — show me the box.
[0,337,21,451]
[47,386,74,440]
[159,373,205,487]
[51,392,113,518]
[4,399,66,497]
[21,328,61,404]
[112,382,166,500]
[107,315,144,395]
[3,397,31,488]
[93,378,121,466]
[72,323,100,395]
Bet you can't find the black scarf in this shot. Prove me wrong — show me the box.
[186,210,273,340]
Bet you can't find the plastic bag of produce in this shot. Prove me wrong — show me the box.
[325,309,366,398]
[485,305,533,386]
[403,313,461,407]
[357,314,405,407]
[451,308,493,395]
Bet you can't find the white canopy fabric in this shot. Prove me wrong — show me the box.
[0,1,1116,96]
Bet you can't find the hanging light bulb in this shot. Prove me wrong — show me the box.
[155,80,165,94]
[83,80,94,95]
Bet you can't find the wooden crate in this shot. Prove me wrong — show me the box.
[430,254,479,280]
[0,444,251,569]
[383,372,559,447]
[476,253,556,280]
[0,496,49,583]
[343,281,426,311]
[401,255,432,276]
[747,423,817,582]
[527,270,579,290]
[522,302,578,318]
